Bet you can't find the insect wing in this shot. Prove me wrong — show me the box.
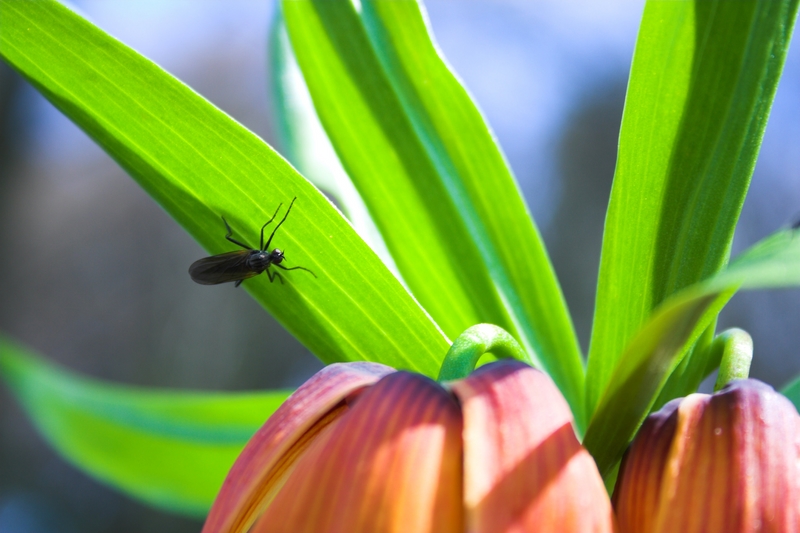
[188,251,259,285]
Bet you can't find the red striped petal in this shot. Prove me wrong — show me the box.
[611,398,681,532]
[202,362,394,533]
[252,371,463,533]
[614,380,800,533]
[450,360,616,533]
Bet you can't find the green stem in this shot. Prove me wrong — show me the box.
[713,328,753,392]
[437,324,532,382]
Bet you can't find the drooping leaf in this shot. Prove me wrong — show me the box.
[0,336,289,517]
[281,0,585,426]
[706,229,800,290]
[652,324,718,409]
[587,0,799,419]
[584,289,732,477]
[585,228,800,476]
[0,0,448,375]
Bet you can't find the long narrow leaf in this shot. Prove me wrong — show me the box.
[268,12,399,277]
[0,0,448,375]
[587,0,798,418]
[282,0,585,425]
[584,290,731,477]
[585,228,800,476]
[651,323,716,409]
[0,336,289,517]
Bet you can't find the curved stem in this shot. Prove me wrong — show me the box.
[713,328,753,392]
[437,324,532,382]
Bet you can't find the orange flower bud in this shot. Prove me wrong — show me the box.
[202,360,616,533]
[451,360,616,533]
[613,379,800,533]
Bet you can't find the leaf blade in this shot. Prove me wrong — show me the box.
[282,0,585,424]
[587,0,799,418]
[0,336,289,517]
[268,11,399,277]
[0,0,448,375]
[585,228,800,475]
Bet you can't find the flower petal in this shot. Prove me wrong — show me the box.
[252,371,463,533]
[610,398,681,532]
[202,362,395,533]
[450,360,616,533]
[614,379,800,533]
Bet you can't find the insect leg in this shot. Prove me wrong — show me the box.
[222,216,253,250]
[264,197,297,251]
[234,279,244,288]
[276,263,317,278]
[259,202,283,250]
[267,268,285,285]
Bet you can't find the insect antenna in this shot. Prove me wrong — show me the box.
[264,197,298,251]
[259,202,283,250]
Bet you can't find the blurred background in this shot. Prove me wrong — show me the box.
[0,0,797,531]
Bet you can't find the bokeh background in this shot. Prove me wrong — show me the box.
[0,1,797,531]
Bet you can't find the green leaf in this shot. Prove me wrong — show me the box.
[281,0,585,426]
[585,228,800,476]
[586,0,799,419]
[584,288,732,477]
[0,0,448,375]
[268,11,399,277]
[652,323,716,409]
[0,336,288,517]
[706,229,800,290]
[655,229,800,406]
[781,375,800,411]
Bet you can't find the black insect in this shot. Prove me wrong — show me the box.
[189,197,316,287]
